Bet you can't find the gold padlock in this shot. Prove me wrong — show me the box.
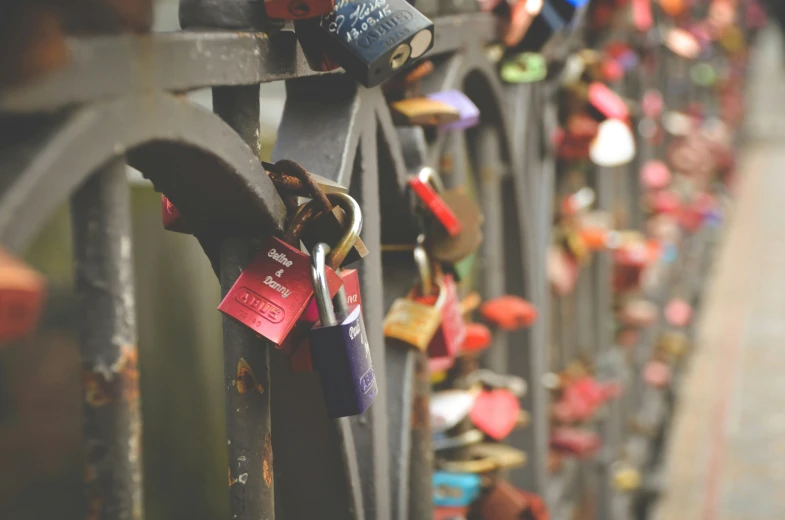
[437,443,527,474]
[611,462,641,492]
[658,330,689,358]
[390,98,461,126]
[383,242,446,350]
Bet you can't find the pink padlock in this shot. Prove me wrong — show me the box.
[664,298,692,327]
[640,160,671,190]
[643,360,672,389]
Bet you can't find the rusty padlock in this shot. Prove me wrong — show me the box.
[0,249,46,345]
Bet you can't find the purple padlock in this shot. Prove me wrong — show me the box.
[427,90,480,131]
[309,243,377,418]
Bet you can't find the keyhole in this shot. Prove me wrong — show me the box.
[389,43,411,70]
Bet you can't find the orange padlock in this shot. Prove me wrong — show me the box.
[658,0,687,18]
[480,295,538,331]
[0,249,46,345]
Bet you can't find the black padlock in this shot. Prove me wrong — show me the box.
[294,0,435,87]
[309,243,377,417]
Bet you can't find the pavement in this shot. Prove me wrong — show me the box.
[653,24,785,520]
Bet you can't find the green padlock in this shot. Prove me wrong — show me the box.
[500,52,547,84]
[690,63,717,88]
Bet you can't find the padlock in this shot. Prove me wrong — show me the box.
[552,377,619,423]
[643,360,671,389]
[427,187,484,264]
[309,243,377,417]
[501,0,543,47]
[641,89,664,119]
[217,212,345,351]
[383,243,447,350]
[409,168,462,237]
[432,472,482,507]
[422,271,466,359]
[294,0,435,87]
[466,369,527,397]
[664,298,692,327]
[547,246,578,296]
[560,186,595,216]
[565,114,599,144]
[640,160,671,190]
[559,227,589,264]
[550,427,601,458]
[611,462,642,492]
[500,52,548,83]
[648,190,681,215]
[434,505,469,520]
[264,0,334,20]
[587,82,629,121]
[432,428,484,452]
[391,98,461,127]
[438,443,527,473]
[658,0,687,18]
[469,388,521,441]
[480,295,537,330]
[431,389,479,433]
[290,268,363,372]
[298,192,370,269]
[161,195,192,234]
[460,323,493,354]
[658,330,689,358]
[477,480,549,520]
[426,91,481,131]
[617,299,658,328]
[0,249,46,345]
[665,28,701,59]
[631,0,653,32]
[590,119,636,167]
[691,62,718,88]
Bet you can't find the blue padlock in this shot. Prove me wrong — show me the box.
[432,472,482,507]
[310,243,377,418]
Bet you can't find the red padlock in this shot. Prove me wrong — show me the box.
[480,295,538,331]
[461,323,493,354]
[477,480,549,520]
[218,236,343,351]
[409,168,462,237]
[553,377,619,423]
[601,58,624,82]
[631,0,653,32]
[0,249,46,345]
[434,505,468,520]
[550,428,601,458]
[648,190,681,215]
[470,388,520,441]
[588,82,629,121]
[416,274,467,359]
[161,195,192,234]
[641,90,664,119]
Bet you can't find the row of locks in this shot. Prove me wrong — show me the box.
[0,0,763,518]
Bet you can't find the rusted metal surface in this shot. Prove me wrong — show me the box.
[215,84,275,520]
[71,158,143,520]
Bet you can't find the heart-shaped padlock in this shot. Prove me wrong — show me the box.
[469,388,520,441]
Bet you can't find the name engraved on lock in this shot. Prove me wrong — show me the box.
[234,288,285,324]
[218,237,343,348]
[324,0,396,46]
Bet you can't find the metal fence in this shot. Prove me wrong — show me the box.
[0,1,744,519]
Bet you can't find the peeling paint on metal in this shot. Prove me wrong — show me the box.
[236,357,264,394]
[83,345,140,407]
[262,432,273,488]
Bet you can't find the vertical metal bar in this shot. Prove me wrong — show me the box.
[72,158,143,520]
[408,351,433,520]
[214,85,275,520]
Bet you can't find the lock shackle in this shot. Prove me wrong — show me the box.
[311,242,337,327]
[413,235,433,295]
[416,167,445,194]
[283,193,363,270]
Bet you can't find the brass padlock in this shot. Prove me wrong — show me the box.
[391,98,461,127]
[383,243,445,350]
